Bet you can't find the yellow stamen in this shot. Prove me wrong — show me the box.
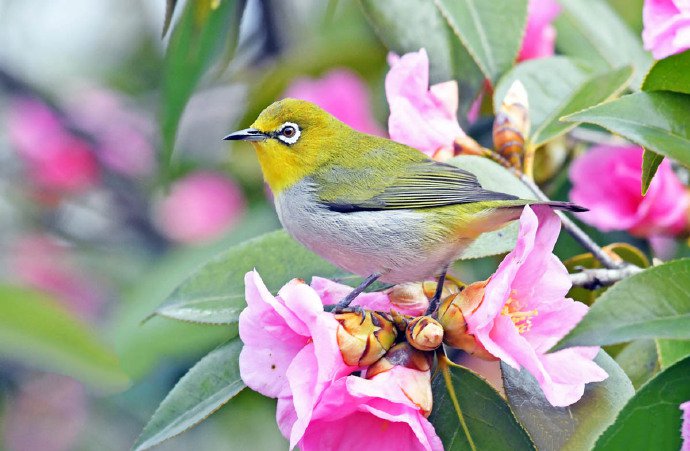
[501,294,538,334]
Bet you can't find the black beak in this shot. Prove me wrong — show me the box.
[223,128,269,142]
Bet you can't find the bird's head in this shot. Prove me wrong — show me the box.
[224,98,345,194]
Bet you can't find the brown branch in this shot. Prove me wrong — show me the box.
[570,265,644,290]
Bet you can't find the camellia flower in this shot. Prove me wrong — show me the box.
[681,401,690,451]
[642,0,690,59]
[239,271,355,448]
[465,206,608,407]
[154,171,246,243]
[7,98,100,194]
[296,366,442,451]
[283,69,384,136]
[385,49,465,158]
[518,0,561,61]
[569,145,689,238]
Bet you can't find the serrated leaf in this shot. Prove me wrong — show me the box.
[502,351,634,451]
[358,0,484,119]
[156,230,351,324]
[555,0,652,89]
[0,285,128,391]
[494,57,632,147]
[563,91,690,168]
[593,356,690,451]
[615,340,660,389]
[554,259,690,350]
[447,155,535,260]
[429,359,535,450]
[641,49,690,95]
[161,0,240,169]
[656,339,690,369]
[133,339,245,451]
[641,148,664,195]
[434,0,528,84]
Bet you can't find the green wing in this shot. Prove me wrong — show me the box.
[315,158,518,212]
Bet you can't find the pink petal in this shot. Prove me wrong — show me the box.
[681,400,690,451]
[385,49,465,155]
[519,0,561,61]
[643,0,690,58]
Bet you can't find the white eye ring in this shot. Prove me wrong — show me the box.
[277,122,301,145]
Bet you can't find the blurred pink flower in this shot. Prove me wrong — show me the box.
[294,366,442,451]
[3,374,87,451]
[518,0,561,61]
[569,145,689,237]
[66,87,156,177]
[239,271,355,449]
[155,171,245,243]
[466,206,608,407]
[311,276,428,316]
[681,401,690,451]
[9,235,104,319]
[283,69,384,136]
[7,98,100,194]
[643,0,690,59]
[385,49,465,158]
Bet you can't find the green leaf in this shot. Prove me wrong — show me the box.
[0,285,128,391]
[494,58,632,146]
[554,259,690,350]
[358,0,484,118]
[430,360,535,450]
[615,340,660,389]
[555,0,652,89]
[593,355,690,451]
[641,148,664,195]
[161,0,240,169]
[657,339,690,369]
[156,230,351,324]
[434,0,528,84]
[133,339,245,451]
[563,91,690,168]
[641,50,690,95]
[447,156,535,259]
[502,351,634,451]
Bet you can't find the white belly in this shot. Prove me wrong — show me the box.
[274,180,466,283]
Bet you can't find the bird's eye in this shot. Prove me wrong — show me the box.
[276,122,301,145]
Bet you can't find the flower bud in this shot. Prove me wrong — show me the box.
[437,281,487,351]
[493,80,530,169]
[406,316,444,351]
[335,310,397,367]
[366,342,432,379]
[388,280,462,314]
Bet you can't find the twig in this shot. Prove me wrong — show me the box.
[570,265,643,290]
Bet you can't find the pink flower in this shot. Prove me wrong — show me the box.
[239,271,355,448]
[7,98,100,194]
[283,69,384,136]
[385,49,465,157]
[294,366,442,451]
[3,374,87,451]
[518,0,561,61]
[465,206,608,407]
[9,235,104,319]
[65,87,156,177]
[681,401,690,451]
[154,171,246,243]
[569,145,689,237]
[311,276,428,316]
[643,0,690,59]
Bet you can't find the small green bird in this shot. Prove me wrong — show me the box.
[225,99,583,308]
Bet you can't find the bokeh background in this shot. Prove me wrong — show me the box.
[0,0,661,450]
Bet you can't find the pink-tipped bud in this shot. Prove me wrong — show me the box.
[388,280,462,314]
[366,342,432,379]
[335,310,397,367]
[406,316,444,351]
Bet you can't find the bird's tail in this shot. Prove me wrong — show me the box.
[533,200,588,213]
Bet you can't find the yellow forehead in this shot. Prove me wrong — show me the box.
[251,98,334,132]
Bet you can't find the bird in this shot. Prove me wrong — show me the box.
[224,98,585,311]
